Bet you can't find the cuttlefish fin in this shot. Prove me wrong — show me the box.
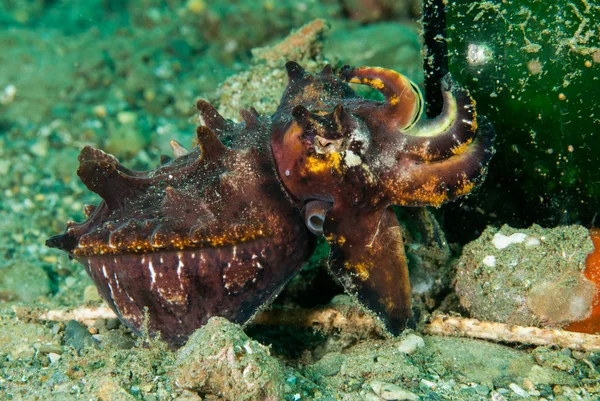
[323,205,412,334]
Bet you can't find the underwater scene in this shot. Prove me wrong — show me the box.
[0,0,599,400]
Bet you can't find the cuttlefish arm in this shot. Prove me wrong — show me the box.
[323,204,412,334]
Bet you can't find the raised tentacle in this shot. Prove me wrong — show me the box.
[393,75,479,162]
[382,118,495,207]
[339,65,423,132]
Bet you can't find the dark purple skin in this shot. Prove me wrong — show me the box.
[270,63,494,335]
[47,104,315,347]
[47,62,494,347]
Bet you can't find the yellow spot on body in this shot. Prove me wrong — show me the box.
[558,93,566,101]
[349,77,385,90]
[368,78,385,90]
[454,181,475,197]
[450,138,473,155]
[384,297,395,312]
[346,261,371,281]
[337,236,346,246]
[75,223,269,257]
[304,152,343,175]
[413,177,449,207]
[389,94,399,106]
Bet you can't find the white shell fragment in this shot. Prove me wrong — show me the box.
[482,255,496,267]
[492,232,527,250]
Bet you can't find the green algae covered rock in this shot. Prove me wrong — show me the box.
[455,224,594,327]
[174,317,286,401]
[444,0,599,228]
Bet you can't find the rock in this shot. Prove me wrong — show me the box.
[474,384,490,396]
[173,390,202,401]
[396,334,425,355]
[307,352,344,378]
[98,330,135,350]
[36,343,64,354]
[369,380,420,401]
[509,383,529,398]
[83,285,102,302]
[455,225,595,328]
[63,320,98,352]
[173,317,286,401]
[105,318,121,331]
[47,352,61,364]
[414,337,578,387]
[490,392,507,401]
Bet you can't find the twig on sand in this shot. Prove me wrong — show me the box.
[13,305,116,327]
[424,314,600,352]
[13,305,600,352]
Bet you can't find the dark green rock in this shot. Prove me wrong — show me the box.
[442,0,599,236]
[63,320,98,352]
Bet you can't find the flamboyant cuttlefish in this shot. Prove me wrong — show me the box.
[47,62,495,347]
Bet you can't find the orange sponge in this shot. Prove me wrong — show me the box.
[566,228,600,334]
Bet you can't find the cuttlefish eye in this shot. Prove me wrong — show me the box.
[303,200,333,235]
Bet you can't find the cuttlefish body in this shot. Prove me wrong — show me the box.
[47,62,494,346]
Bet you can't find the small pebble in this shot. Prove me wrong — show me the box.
[370,380,420,401]
[64,320,99,352]
[37,344,64,354]
[105,318,121,331]
[83,285,102,302]
[93,318,107,332]
[474,384,490,396]
[93,105,107,118]
[0,84,16,104]
[509,383,529,398]
[117,111,137,124]
[522,377,535,391]
[397,334,425,355]
[51,323,64,336]
[47,352,61,364]
[419,379,436,391]
[491,392,507,401]
[30,140,48,157]
[173,390,202,401]
[571,350,585,360]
